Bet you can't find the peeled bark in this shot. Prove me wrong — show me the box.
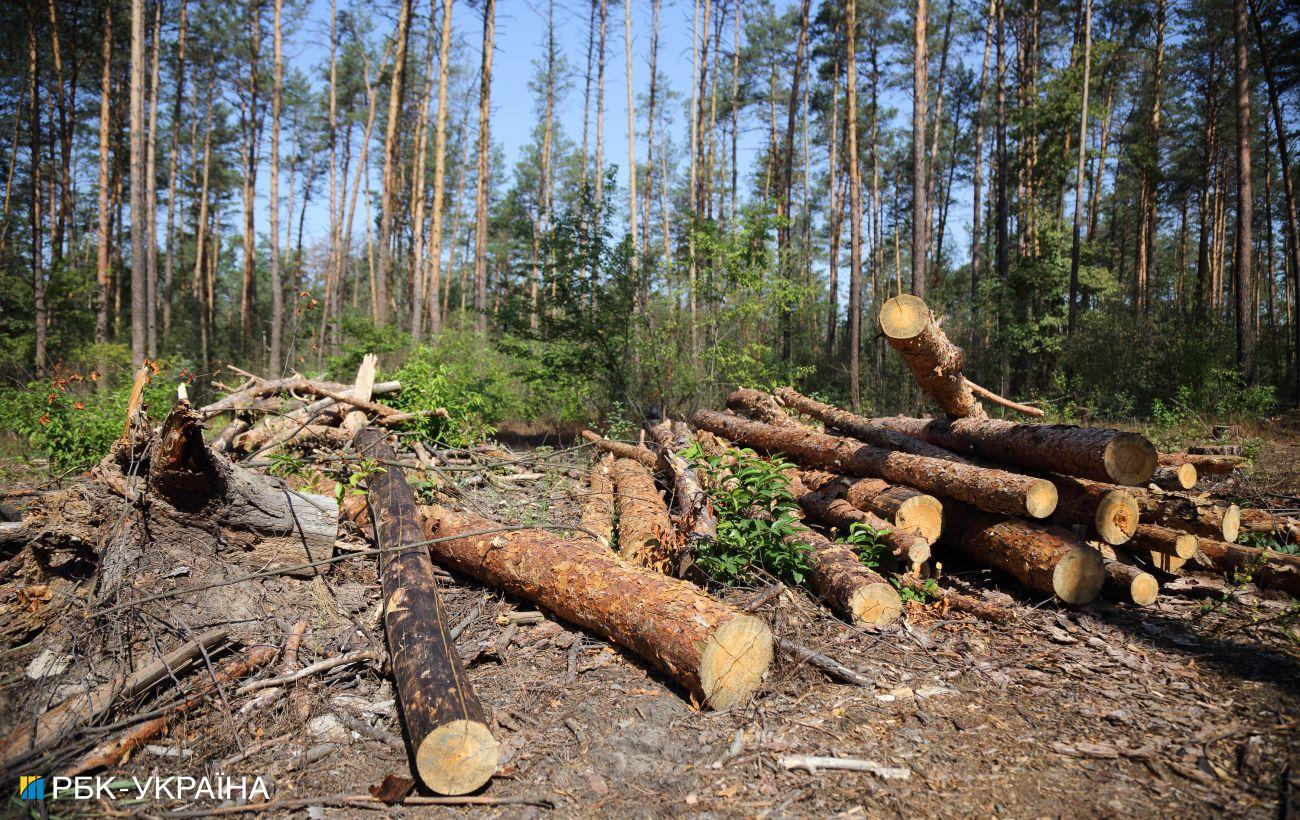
[943,505,1105,605]
[1157,452,1245,475]
[1045,475,1139,546]
[644,420,718,546]
[692,410,1057,520]
[419,505,773,709]
[788,473,930,565]
[1195,537,1300,596]
[787,526,901,627]
[353,429,497,795]
[1128,489,1240,542]
[1102,558,1158,606]
[878,294,986,418]
[869,415,1156,486]
[609,457,678,571]
[1152,463,1197,490]
[578,455,614,548]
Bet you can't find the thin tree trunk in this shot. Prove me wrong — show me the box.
[594,0,607,211]
[95,0,114,363]
[471,0,495,334]
[268,0,284,371]
[128,0,146,367]
[191,74,215,378]
[846,0,862,410]
[426,0,454,336]
[145,0,161,358]
[161,0,187,340]
[409,0,436,340]
[239,0,262,346]
[27,0,47,375]
[777,0,811,362]
[1067,0,1091,336]
[376,0,413,327]
[625,0,640,344]
[824,52,841,362]
[971,2,994,307]
[1233,0,1254,379]
[911,0,928,298]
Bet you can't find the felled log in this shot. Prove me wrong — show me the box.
[1127,488,1240,542]
[774,387,965,463]
[1152,464,1198,490]
[353,429,497,796]
[419,505,773,709]
[0,629,228,768]
[1045,475,1139,546]
[1123,524,1199,560]
[1188,444,1243,456]
[577,455,615,548]
[1236,508,1300,544]
[943,505,1106,604]
[1194,537,1300,596]
[609,457,679,570]
[786,525,902,627]
[1157,452,1246,475]
[692,410,1057,519]
[727,387,807,429]
[898,577,1016,623]
[580,430,658,470]
[65,644,277,776]
[644,420,718,546]
[878,294,988,419]
[1102,558,1159,606]
[340,354,379,438]
[787,473,930,565]
[799,472,943,546]
[868,415,1157,487]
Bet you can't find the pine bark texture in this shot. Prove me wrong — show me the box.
[878,295,986,418]
[1102,558,1158,606]
[787,525,902,627]
[1157,452,1245,475]
[609,457,679,570]
[787,472,930,565]
[692,410,1056,519]
[1044,474,1139,545]
[581,429,658,470]
[727,387,805,429]
[578,455,615,548]
[1128,488,1240,542]
[1195,537,1300,596]
[775,387,970,461]
[419,505,773,709]
[353,429,497,796]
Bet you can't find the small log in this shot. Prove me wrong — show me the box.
[1128,488,1240,542]
[1102,559,1159,606]
[1236,508,1300,544]
[1148,551,1188,574]
[1157,452,1246,475]
[1123,524,1199,560]
[943,505,1106,605]
[353,430,497,796]
[692,410,1058,519]
[868,415,1157,487]
[643,421,718,546]
[787,473,930,565]
[878,294,987,419]
[577,456,615,548]
[965,378,1045,417]
[580,430,658,470]
[418,505,774,710]
[727,387,806,429]
[1045,475,1140,546]
[800,472,943,545]
[786,525,902,627]
[1188,444,1243,456]
[609,458,679,570]
[898,577,1016,623]
[1152,464,1198,490]
[1194,537,1300,596]
[0,629,228,768]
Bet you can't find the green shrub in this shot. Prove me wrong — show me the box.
[384,345,496,448]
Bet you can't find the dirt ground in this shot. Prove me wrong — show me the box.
[2,421,1298,818]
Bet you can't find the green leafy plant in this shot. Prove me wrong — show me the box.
[897,577,939,604]
[267,450,311,482]
[842,521,890,569]
[336,457,384,506]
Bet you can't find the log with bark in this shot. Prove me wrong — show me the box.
[1127,488,1240,542]
[577,455,615,548]
[942,504,1106,604]
[580,429,658,470]
[898,577,1017,623]
[878,294,988,419]
[692,410,1058,519]
[1236,508,1300,544]
[1157,452,1246,475]
[787,473,931,565]
[786,524,902,627]
[1188,444,1243,456]
[417,505,773,709]
[1045,475,1140,546]
[1193,537,1300,596]
[1152,463,1198,490]
[727,387,807,429]
[798,471,943,545]
[1102,558,1159,606]
[643,419,718,546]
[774,387,967,463]
[867,415,1157,486]
[1123,524,1200,561]
[609,457,680,570]
[353,429,497,795]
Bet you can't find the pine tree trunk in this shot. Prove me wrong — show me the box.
[846,0,862,409]
[161,0,187,341]
[471,0,495,334]
[144,0,161,358]
[95,1,114,366]
[128,0,146,368]
[1066,0,1090,335]
[1233,0,1255,379]
[911,0,928,298]
[376,0,412,328]
[268,0,284,372]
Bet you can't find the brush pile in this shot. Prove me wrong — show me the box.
[2,299,1298,809]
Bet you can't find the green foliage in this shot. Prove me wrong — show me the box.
[687,445,811,585]
[897,577,939,604]
[384,343,497,448]
[336,457,383,506]
[842,521,889,569]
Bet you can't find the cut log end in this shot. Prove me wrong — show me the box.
[1095,490,1140,546]
[1103,434,1158,486]
[878,294,930,340]
[415,719,500,796]
[1128,572,1160,606]
[698,615,774,710]
[1173,533,1199,559]
[895,495,943,545]
[1026,480,1059,520]
[1051,546,1106,605]
[1154,463,1198,490]
[849,582,904,627]
[1222,504,1241,543]
[1150,551,1188,573]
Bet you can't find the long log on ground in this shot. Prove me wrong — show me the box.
[786,525,902,627]
[418,505,774,709]
[1194,537,1300,596]
[1127,488,1240,542]
[577,455,615,548]
[1157,452,1246,475]
[942,505,1106,604]
[878,294,988,419]
[609,457,679,571]
[353,429,497,795]
[1152,464,1198,490]
[692,410,1057,519]
[64,644,277,776]
[798,472,943,545]
[0,629,228,768]
[868,415,1157,486]
[1236,508,1300,544]
[580,430,658,470]
[774,387,966,462]
[727,387,808,429]
[1045,475,1140,546]
[787,473,930,565]
[1122,524,1199,561]
[1102,558,1159,606]
[1188,444,1243,456]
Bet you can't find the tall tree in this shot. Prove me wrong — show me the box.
[1232,0,1254,379]
[426,0,454,336]
[161,0,187,339]
[778,0,811,362]
[268,0,285,371]
[238,0,264,345]
[970,1,994,306]
[911,0,928,298]
[472,0,496,334]
[95,0,113,363]
[145,0,162,358]
[846,0,862,410]
[129,0,147,367]
[377,0,413,327]
[1133,0,1165,313]
[1067,0,1091,336]
[410,0,438,340]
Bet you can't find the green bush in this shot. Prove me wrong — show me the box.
[384,344,496,448]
